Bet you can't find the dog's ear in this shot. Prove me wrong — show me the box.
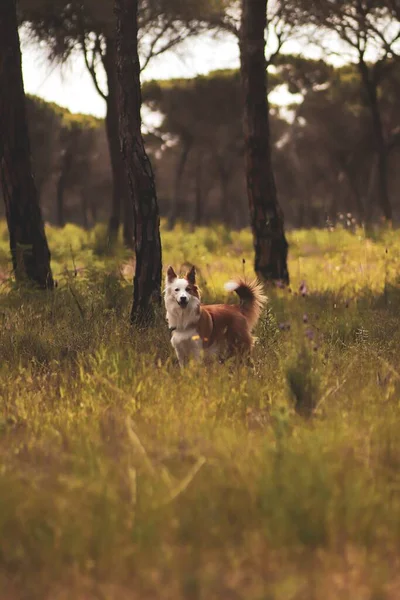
[166,266,177,283]
[186,265,196,285]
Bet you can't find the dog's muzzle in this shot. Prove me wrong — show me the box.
[178,297,189,308]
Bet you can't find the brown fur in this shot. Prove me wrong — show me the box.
[165,266,267,365]
[196,304,253,357]
[195,278,266,359]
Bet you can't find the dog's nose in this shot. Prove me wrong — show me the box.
[179,296,188,306]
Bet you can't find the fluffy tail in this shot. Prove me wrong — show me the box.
[224,278,267,329]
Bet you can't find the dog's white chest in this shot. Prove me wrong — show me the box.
[171,328,198,346]
[170,327,202,366]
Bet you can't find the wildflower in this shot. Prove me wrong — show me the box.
[303,313,308,323]
[305,328,314,340]
[299,281,308,297]
[278,322,291,331]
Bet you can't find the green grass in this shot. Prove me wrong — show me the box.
[1,221,400,599]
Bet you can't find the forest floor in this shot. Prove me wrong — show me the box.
[0,221,400,599]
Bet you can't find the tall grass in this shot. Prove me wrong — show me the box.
[0,222,400,599]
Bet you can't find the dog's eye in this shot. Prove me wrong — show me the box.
[186,287,190,292]
[175,288,179,292]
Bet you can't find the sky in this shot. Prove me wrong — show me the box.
[21,28,331,119]
[21,31,242,118]
[21,15,399,120]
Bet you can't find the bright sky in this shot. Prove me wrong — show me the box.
[21,28,332,118]
[21,15,398,120]
[21,32,242,118]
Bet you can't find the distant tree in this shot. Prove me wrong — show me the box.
[56,114,98,227]
[22,0,232,245]
[143,71,245,228]
[0,0,53,289]
[114,0,162,324]
[239,0,289,283]
[26,95,61,201]
[282,0,400,224]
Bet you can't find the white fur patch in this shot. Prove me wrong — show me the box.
[171,328,198,345]
[224,281,239,292]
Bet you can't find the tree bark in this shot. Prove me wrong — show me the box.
[239,0,289,284]
[358,59,392,223]
[123,189,135,248]
[114,0,162,324]
[0,0,53,289]
[103,37,132,246]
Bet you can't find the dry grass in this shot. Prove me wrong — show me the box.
[0,221,400,599]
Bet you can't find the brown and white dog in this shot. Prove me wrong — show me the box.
[164,265,266,367]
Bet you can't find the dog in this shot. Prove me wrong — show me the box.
[164,265,266,367]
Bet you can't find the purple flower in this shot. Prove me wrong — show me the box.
[299,281,308,297]
[305,328,314,340]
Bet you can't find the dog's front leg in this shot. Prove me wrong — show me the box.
[171,338,188,368]
[175,346,188,368]
[190,339,202,363]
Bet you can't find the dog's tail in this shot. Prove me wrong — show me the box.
[224,278,267,329]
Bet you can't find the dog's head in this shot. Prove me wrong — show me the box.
[164,266,200,310]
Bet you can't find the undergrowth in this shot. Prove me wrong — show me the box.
[0,221,400,599]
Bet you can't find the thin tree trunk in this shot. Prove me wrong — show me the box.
[336,158,364,222]
[0,0,53,289]
[239,0,289,284]
[216,154,242,229]
[358,59,392,223]
[56,148,73,228]
[193,152,203,227]
[365,154,379,229]
[81,189,89,230]
[216,157,231,225]
[168,138,192,230]
[103,37,130,246]
[114,0,162,324]
[90,198,98,224]
[56,171,66,228]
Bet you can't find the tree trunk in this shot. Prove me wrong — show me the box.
[216,154,242,229]
[168,137,192,230]
[364,154,379,229]
[114,0,162,324]
[90,197,98,224]
[0,0,53,289]
[340,163,364,222]
[56,148,73,228]
[56,171,66,228]
[81,188,89,230]
[103,37,131,246]
[193,152,203,227]
[123,191,135,248]
[239,0,289,284]
[358,59,392,223]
